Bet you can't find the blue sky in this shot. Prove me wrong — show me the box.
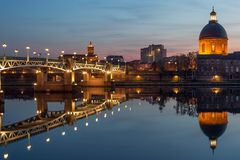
[1,0,240,60]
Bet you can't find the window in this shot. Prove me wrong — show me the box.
[202,44,205,52]
[211,43,216,52]
[222,44,225,52]
[236,67,239,72]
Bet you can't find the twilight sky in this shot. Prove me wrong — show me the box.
[1,0,240,60]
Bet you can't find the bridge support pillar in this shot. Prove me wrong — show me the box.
[104,72,112,86]
[63,71,75,92]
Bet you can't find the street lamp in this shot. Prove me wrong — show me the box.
[45,48,49,63]
[33,51,37,58]
[26,46,30,62]
[14,49,19,57]
[2,43,7,60]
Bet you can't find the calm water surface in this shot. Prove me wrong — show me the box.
[1,87,240,160]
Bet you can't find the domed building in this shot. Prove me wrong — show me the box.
[199,8,228,55]
[198,112,228,151]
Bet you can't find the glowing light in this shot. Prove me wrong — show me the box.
[74,127,78,131]
[3,153,8,159]
[118,108,121,112]
[104,113,107,118]
[95,118,99,122]
[33,83,37,86]
[36,110,41,114]
[2,43,7,48]
[46,138,50,142]
[34,97,37,101]
[173,88,180,94]
[45,48,49,52]
[211,88,221,94]
[85,122,89,127]
[26,46,30,50]
[136,89,141,94]
[61,131,66,136]
[27,144,32,151]
[66,69,72,73]
[106,71,111,74]
[125,105,128,109]
[111,111,114,115]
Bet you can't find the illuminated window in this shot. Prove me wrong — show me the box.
[202,44,205,52]
[237,67,239,72]
[222,44,225,52]
[211,43,216,52]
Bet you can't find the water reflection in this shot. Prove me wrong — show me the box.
[0,87,240,159]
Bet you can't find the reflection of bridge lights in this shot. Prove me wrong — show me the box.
[129,107,132,111]
[46,138,50,142]
[61,131,66,136]
[111,111,114,115]
[3,153,8,159]
[118,108,120,112]
[95,118,99,122]
[27,144,32,151]
[85,122,89,127]
[138,102,142,106]
[125,105,128,109]
[104,113,107,118]
[74,127,78,131]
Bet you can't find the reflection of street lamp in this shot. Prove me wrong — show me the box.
[26,46,30,62]
[14,49,19,57]
[27,132,32,151]
[2,43,7,60]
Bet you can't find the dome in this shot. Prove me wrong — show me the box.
[199,22,228,40]
[200,124,227,139]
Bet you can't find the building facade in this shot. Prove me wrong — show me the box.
[140,44,167,64]
[196,8,240,82]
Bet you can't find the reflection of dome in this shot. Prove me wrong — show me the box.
[200,123,227,139]
[198,112,228,151]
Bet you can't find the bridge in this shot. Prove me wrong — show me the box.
[0,57,126,92]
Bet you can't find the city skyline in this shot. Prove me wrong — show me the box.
[1,0,240,60]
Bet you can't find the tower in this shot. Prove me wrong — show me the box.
[87,41,94,55]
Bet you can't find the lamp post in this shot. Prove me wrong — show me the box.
[45,48,49,63]
[14,49,19,57]
[26,46,30,62]
[33,51,37,58]
[2,43,7,61]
